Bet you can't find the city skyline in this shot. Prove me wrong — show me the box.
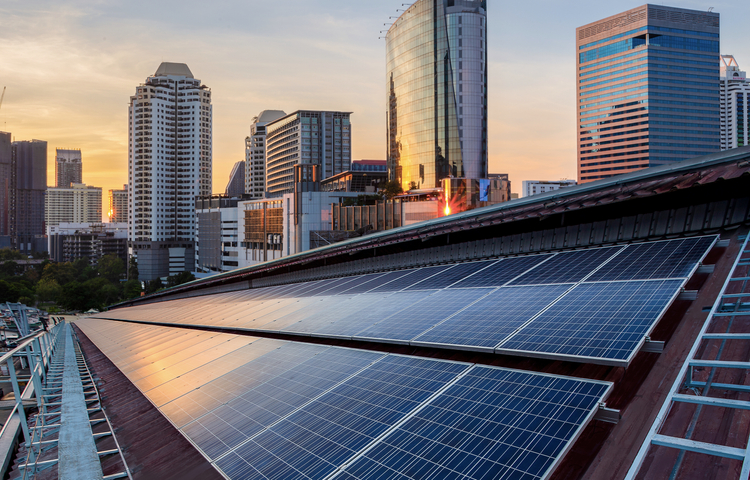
[2,0,749,221]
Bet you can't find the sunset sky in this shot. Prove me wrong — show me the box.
[1,0,748,222]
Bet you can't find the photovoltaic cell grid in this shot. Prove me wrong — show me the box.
[334,367,611,480]
[94,236,716,366]
[75,320,611,480]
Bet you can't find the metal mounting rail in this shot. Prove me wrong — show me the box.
[625,234,750,480]
[14,323,132,480]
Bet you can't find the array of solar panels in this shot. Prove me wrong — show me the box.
[76,319,612,480]
[96,236,716,366]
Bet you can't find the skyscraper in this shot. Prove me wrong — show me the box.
[577,5,720,183]
[11,140,47,253]
[245,110,286,198]
[225,161,245,197]
[128,62,212,280]
[45,183,102,227]
[265,110,351,197]
[386,0,487,192]
[720,55,750,150]
[0,132,11,237]
[55,148,82,187]
[109,185,128,223]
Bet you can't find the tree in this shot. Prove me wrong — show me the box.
[123,279,142,299]
[0,261,20,279]
[144,278,164,295]
[59,282,89,311]
[409,181,418,190]
[41,262,77,286]
[97,255,125,283]
[128,256,139,280]
[17,296,33,306]
[166,271,195,288]
[0,248,25,261]
[380,180,404,200]
[36,278,62,304]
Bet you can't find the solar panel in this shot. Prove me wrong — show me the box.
[369,265,453,293]
[448,254,554,289]
[311,291,434,338]
[352,288,493,343]
[339,270,416,294]
[182,346,383,458]
[508,246,623,286]
[499,280,683,363]
[586,236,716,282]
[76,320,614,480]
[214,355,470,480]
[412,284,573,351]
[333,367,611,480]
[403,261,496,290]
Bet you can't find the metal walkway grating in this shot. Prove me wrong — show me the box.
[12,323,131,480]
[626,234,750,480]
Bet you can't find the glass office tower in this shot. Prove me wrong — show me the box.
[577,5,720,183]
[386,0,487,192]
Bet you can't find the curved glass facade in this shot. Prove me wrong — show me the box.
[386,0,487,191]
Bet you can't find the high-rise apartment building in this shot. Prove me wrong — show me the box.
[245,110,286,198]
[109,185,128,223]
[0,132,11,237]
[128,62,212,280]
[265,110,351,197]
[577,5,720,183]
[55,148,82,187]
[10,140,47,253]
[225,161,245,197]
[386,0,487,192]
[720,55,750,150]
[45,183,102,227]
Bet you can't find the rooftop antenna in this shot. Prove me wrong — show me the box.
[708,7,714,12]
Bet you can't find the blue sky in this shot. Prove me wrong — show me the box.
[1,0,747,212]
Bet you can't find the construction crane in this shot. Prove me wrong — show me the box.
[0,86,5,112]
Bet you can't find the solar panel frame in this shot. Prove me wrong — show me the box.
[508,246,624,286]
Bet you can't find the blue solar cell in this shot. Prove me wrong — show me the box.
[311,291,434,337]
[339,270,416,294]
[499,280,683,362]
[586,236,716,282]
[280,295,386,335]
[509,247,623,286]
[215,356,469,480]
[449,254,554,288]
[335,367,610,480]
[369,266,453,293]
[404,261,496,290]
[183,346,382,458]
[413,284,573,349]
[353,289,493,343]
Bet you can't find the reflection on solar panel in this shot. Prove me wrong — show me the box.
[404,261,495,290]
[334,367,611,480]
[448,254,554,289]
[499,280,684,363]
[92,236,716,366]
[412,284,573,351]
[508,246,622,285]
[353,288,492,343]
[75,320,612,480]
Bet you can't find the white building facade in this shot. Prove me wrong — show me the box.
[45,183,102,227]
[521,180,577,198]
[128,62,212,280]
[721,55,750,150]
[245,110,286,198]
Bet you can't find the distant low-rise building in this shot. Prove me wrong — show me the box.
[47,222,128,265]
[320,160,388,193]
[45,183,102,227]
[521,180,577,198]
